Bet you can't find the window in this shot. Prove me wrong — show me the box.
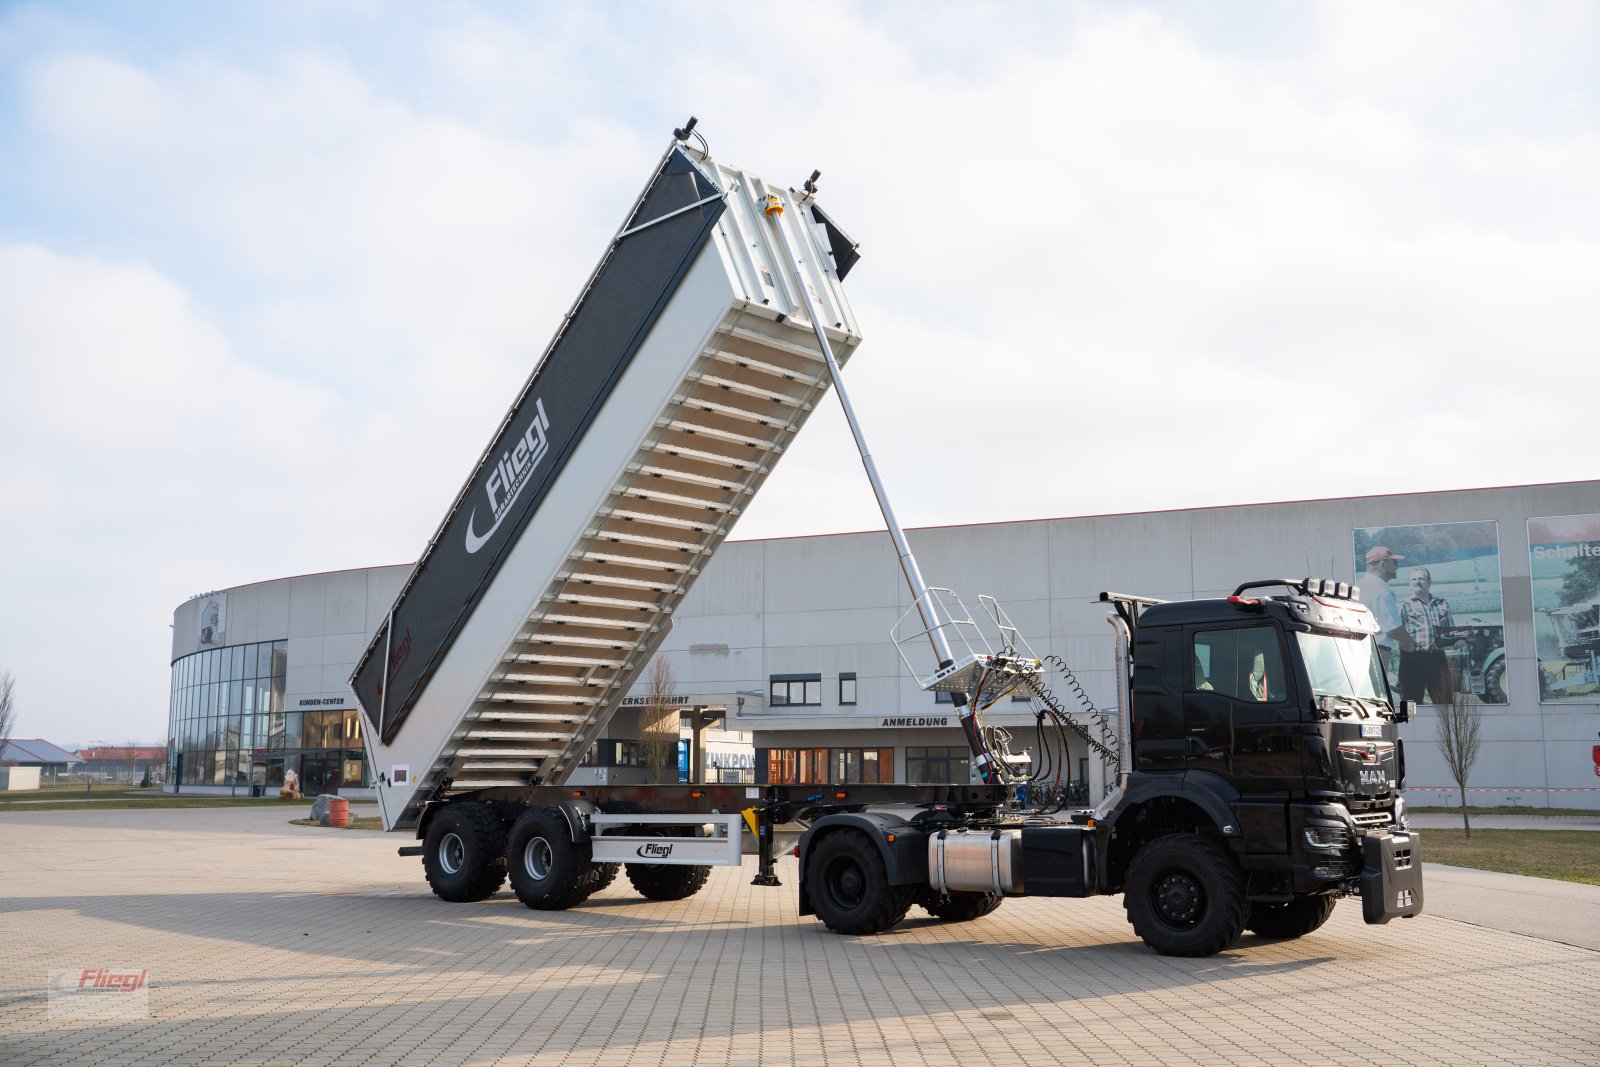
[935,690,953,704]
[766,747,891,784]
[839,673,857,706]
[906,746,972,784]
[769,674,822,707]
[1192,626,1287,703]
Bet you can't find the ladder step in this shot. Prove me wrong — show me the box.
[633,464,747,494]
[726,325,826,363]
[467,713,587,726]
[692,372,809,408]
[667,419,783,451]
[677,395,800,431]
[552,591,663,612]
[508,653,629,668]
[511,632,633,649]
[591,529,705,553]
[496,672,606,686]
[479,691,601,705]
[602,508,724,534]
[537,612,662,631]
[615,485,735,513]
[651,441,769,473]
[563,572,685,594]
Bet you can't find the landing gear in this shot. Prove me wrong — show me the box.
[1123,834,1247,957]
[1247,894,1336,939]
[422,802,507,902]
[809,832,915,935]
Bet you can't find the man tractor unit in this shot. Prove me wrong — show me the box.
[352,121,1423,957]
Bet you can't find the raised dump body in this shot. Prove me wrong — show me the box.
[351,138,862,829]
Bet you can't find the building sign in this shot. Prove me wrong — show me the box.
[196,593,227,648]
[290,695,354,710]
[880,716,951,728]
[1528,513,1600,703]
[621,695,695,707]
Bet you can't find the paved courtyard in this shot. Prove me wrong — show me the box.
[2,805,1597,1067]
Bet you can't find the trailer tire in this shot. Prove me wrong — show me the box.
[507,807,593,911]
[625,862,712,901]
[422,802,507,903]
[1123,833,1247,957]
[808,831,916,935]
[586,862,622,894]
[1247,894,1336,939]
[919,891,1003,923]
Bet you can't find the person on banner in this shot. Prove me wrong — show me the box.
[1358,547,1414,694]
[1399,567,1461,704]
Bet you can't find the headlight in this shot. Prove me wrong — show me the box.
[1303,825,1351,851]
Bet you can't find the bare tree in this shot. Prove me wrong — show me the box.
[0,671,16,763]
[639,656,682,784]
[1434,678,1483,837]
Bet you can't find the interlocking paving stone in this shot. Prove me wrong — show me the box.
[1,806,1597,1066]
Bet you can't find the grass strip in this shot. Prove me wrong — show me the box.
[1422,828,1600,885]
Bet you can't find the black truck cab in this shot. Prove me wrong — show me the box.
[1101,579,1422,921]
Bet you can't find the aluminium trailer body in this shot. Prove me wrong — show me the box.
[351,135,863,832]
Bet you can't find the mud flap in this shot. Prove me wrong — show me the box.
[1360,830,1424,924]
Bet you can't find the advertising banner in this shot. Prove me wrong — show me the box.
[196,593,226,648]
[1527,514,1600,703]
[1353,520,1506,706]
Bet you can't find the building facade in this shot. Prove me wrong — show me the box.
[168,480,1600,807]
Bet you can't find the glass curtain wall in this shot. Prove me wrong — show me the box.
[166,643,370,789]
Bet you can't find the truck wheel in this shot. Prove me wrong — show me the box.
[919,891,1003,923]
[808,831,915,935]
[422,802,507,902]
[1247,895,1336,939]
[587,862,622,894]
[625,862,712,901]
[1123,833,1247,957]
[507,807,594,910]
[1483,660,1507,703]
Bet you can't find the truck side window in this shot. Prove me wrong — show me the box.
[1192,627,1286,702]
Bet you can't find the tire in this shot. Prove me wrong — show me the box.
[1483,659,1507,704]
[507,807,594,910]
[1247,894,1336,939]
[421,802,507,903]
[1123,833,1247,957]
[919,891,1003,923]
[808,831,916,935]
[625,862,712,901]
[587,862,622,894]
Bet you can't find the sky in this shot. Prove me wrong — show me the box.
[1,1,1597,747]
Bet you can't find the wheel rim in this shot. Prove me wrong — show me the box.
[523,836,554,881]
[1152,869,1205,929]
[438,832,465,876]
[824,856,866,910]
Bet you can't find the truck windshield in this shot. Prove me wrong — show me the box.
[1295,632,1386,702]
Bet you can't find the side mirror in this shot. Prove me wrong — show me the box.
[1395,699,1416,724]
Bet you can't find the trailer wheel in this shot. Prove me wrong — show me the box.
[1123,833,1247,957]
[919,891,1003,923]
[1247,894,1336,939]
[422,802,507,902]
[587,862,622,894]
[625,862,712,901]
[507,807,593,910]
[808,831,915,935]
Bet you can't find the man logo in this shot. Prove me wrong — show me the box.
[637,841,674,859]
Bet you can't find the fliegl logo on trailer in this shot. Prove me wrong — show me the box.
[464,398,551,554]
[47,967,151,1020]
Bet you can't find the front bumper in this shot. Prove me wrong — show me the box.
[1360,830,1424,924]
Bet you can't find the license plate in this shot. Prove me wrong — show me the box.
[1362,723,1383,737]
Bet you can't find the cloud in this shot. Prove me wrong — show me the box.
[2,1,1597,744]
